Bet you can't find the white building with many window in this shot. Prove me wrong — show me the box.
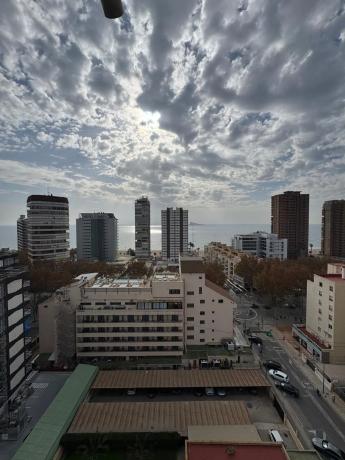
[39,257,235,364]
[293,263,345,364]
[232,231,287,260]
[26,194,69,262]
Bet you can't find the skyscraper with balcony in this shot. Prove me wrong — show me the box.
[27,195,69,262]
[161,208,188,261]
[271,191,309,259]
[135,196,150,259]
[76,213,118,262]
[321,200,345,259]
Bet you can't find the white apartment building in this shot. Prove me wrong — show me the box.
[26,195,69,262]
[232,231,287,260]
[135,197,151,259]
[161,208,188,261]
[39,257,235,364]
[293,263,345,364]
[76,213,118,262]
[204,242,243,279]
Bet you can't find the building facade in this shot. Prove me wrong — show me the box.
[161,207,188,261]
[76,213,118,262]
[204,242,243,279]
[39,258,234,364]
[0,251,31,417]
[321,200,345,259]
[293,263,345,364]
[17,215,28,252]
[135,196,151,259]
[26,195,69,262]
[232,232,287,260]
[271,191,309,259]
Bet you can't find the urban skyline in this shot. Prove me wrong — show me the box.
[1,2,345,226]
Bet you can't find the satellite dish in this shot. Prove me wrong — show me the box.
[100,0,124,19]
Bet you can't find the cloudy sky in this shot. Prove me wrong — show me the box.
[0,0,345,225]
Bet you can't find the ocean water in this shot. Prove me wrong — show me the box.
[0,224,322,251]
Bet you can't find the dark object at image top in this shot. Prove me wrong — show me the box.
[100,0,124,18]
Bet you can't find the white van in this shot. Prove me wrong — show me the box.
[269,429,284,445]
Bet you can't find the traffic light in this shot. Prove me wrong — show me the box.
[100,0,124,19]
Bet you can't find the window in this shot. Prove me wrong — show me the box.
[187,291,194,295]
[319,291,322,296]
[329,305,333,312]
[200,339,205,343]
[318,309,322,314]
[187,317,194,322]
[319,282,323,287]
[200,320,205,324]
[199,287,202,294]
[329,296,333,302]
[169,289,180,294]
[187,335,194,340]
[212,329,214,332]
[329,315,333,321]
[329,286,334,292]
[200,311,205,316]
[317,326,321,332]
[200,299,205,304]
[187,303,194,308]
[329,324,333,329]
[187,326,194,331]
[212,320,215,323]
[200,330,205,333]
[199,276,202,279]
[218,299,223,303]
[212,311,215,314]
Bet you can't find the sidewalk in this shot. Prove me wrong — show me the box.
[271,325,345,423]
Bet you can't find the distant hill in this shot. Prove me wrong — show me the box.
[190,222,204,226]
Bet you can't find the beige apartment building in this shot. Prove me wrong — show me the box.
[293,263,345,364]
[39,257,235,364]
[204,242,243,280]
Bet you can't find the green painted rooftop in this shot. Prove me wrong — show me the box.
[12,364,98,460]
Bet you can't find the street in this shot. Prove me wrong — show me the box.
[255,334,345,451]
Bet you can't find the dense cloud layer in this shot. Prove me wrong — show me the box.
[0,0,345,224]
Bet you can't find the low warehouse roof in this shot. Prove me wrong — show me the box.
[68,401,251,436]
[92,369,270,390]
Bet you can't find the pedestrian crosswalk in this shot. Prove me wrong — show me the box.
[32,382,49,390]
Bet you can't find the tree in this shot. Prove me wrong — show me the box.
[235,255,262,288]
[204,262,226,287]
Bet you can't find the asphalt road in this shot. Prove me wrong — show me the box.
[255,335,345,452]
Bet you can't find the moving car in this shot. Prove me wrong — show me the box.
[216,388,227,397]
[312,438,345,459]
[193,389,203,397]
[268,369,289,383]
[263,360,282,371]
[275,382,299,397]
[248,335,263,345]
[127,388,136,396]
[205,387,215,396]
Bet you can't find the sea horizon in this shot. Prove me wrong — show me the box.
[0,223,322,252]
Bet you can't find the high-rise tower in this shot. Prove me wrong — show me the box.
[161,207,188,261]
[135,197,150,259]
[271,191,309,259]
[321,200,345,258]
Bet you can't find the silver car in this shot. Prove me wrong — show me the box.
[268,369,289,383]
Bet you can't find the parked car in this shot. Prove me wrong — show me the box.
[269,429,284,445]
[193,389,203,397]
[275,382,299,397]
[312,438,345,459]
[127,388,136,396]
[263,360,283,371]
[205,387,215,396]
[268,369,289,383]
[251,303,259,309]
[216,388,227,397]
[248,335,263,345]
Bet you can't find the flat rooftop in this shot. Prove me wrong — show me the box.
[89,277,150,289]
[68,401,250,436]
[92,369,270,390]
